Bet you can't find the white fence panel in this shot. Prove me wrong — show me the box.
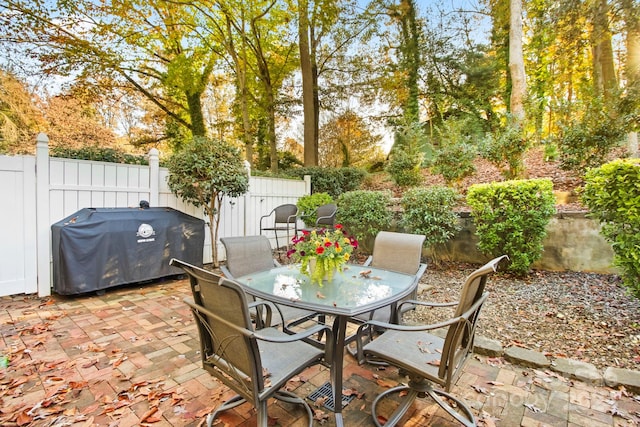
[0,155,37,296]
[0,144,309,296]
[49,158,152,224]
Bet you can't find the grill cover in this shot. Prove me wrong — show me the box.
[52,207,205,295]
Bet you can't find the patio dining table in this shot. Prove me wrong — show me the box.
[235,263,416,426]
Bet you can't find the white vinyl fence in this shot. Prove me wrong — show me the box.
[0,133,310,297]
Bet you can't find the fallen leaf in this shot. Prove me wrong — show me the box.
[376,378,397,388]
[524,403,542,413]
[471,384,489,394]
[139,406,159,422]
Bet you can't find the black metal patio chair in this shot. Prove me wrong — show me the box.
[170,258,333,427]
[355,255,508,427]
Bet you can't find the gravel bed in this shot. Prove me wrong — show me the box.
[404,261,640,371]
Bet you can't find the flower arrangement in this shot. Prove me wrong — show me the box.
[287,224,358,285]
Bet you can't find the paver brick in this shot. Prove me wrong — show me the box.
[3,278,640,426]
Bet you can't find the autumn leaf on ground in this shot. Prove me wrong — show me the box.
[477,410,499,427]
[16,409,33,425]
[427,360,440,366]
[313,409,330,423]
[314,396,328,407]
[110,354,128,367]
[267,415,279,426]
[471,384,489,394]
[139,406,159,423]
[86,343,105,353]
[376,378,397,388]
[342,388,364,399]
[524,403,542,413]
[316,291,326,299]
[487,381,504,386]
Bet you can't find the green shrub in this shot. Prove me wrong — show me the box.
[430,118,477,187]
[481,119,529,179]
[50,146,148,165]
[296,192,333,226]
[287,167,367,198]
[467,179,556,275]
[432,143,476,187]
[385,122,425,187]
[581,158,640,296]
[336,190,393,252]
[386,147,423,187]
[400,186,461,251]
[558,98,626,173]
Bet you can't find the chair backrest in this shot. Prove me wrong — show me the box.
[273,204,298,225]
[370,231,426,275]
[439,255,507,383]
[315,203,337,227]
[170,258,264,400]
[221,235,276,279]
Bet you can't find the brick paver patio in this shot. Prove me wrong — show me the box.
[1,277,639,426]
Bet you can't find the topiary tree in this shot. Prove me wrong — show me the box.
[400,186,461,259]
[581,158,640,296]
[336,190,392,252]
[166,137,249,267]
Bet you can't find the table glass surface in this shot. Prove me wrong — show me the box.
[236,264,415,316]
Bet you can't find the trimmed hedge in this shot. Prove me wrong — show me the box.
[400,186,461,250]
[582,158,640,296]
[287,167,366,198]
[336,190,392,252]
[467,179,556,275]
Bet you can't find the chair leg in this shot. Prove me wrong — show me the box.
[372,385,418,427]
[427,388,476,427]
[256,400,269,427]
[207,395,246,426]
[371,384,476,427]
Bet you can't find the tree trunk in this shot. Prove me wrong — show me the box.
[186,91,207,137]
[623,0,640,157]
[299,0,317,166]
[265,84,278,172]
[508,0,526,122]
[591,0,617,100]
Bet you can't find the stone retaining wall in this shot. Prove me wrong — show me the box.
[431,211,616,274]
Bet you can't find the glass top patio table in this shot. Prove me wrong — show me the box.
[236,263,416,316]
[236,263,416,426]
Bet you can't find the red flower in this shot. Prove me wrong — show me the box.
[335,224,343,230]
[316,246,325,255]
[324,241,332,247]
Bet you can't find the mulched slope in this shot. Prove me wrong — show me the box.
[406,261,640,371]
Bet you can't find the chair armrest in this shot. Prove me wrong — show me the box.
[416,262,428,279]
[354,316,462,365]
[397,299,458,313]
[254,323,332,344]
[362,256,373,267]
[220,265,233,279]
[248,300,286,328]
